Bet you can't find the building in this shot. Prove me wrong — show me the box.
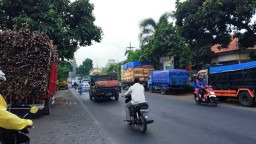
[160,57,174,70]
[106,59,116,67]
[89,68,102,75]
[211,37,256,65]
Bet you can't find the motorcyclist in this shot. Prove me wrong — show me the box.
[73,81,78,89]
[124,77,146,121]
[78,81,83,93]
[0,70,33,143]
[195,75,207,100]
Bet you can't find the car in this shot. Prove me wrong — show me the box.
[82,80,90,92]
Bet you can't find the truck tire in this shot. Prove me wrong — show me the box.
[149,85,154,93]
[115,93,119,101]
[43,98,51,115]
[94,97,98,102]
[238,92,254,107]
[161,87,166,95]
[89,92,93,100]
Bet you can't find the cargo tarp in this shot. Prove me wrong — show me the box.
[123,61,153,70]
[209,61,256,74]
[151,69,189,85]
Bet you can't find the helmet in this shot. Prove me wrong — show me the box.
[134,77,140,83]
[197,75,204,82]
[0,70,6,81]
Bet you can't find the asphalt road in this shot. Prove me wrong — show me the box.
[70,88,256,144]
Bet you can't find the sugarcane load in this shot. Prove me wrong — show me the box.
[0,29,58,115]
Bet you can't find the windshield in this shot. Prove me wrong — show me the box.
[82,80,90,84]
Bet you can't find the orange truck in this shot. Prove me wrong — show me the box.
[198,61,256,107]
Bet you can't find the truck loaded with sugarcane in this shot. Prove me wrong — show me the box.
[0,29,58,115]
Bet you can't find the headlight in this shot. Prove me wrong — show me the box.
[210,92,215,95]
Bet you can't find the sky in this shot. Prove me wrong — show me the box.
[74,0,176,68]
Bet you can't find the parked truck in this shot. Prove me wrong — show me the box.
[148,69,190,95]
[89,73,121,102]
[58,79,68,90]
[0,29,57,116]
[121,61,154,89]
[203,61,256,107]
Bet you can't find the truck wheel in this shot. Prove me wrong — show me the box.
[161,87,166,95]
[115,94,119,101]
[149,85,154,93]
[89,94,93,100]
[238,92,254,107]
[43,98,51,115]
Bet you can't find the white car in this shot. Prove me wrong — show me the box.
[82,80,90,92]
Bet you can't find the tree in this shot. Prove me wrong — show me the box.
[58,60,72,81]
[105,64,116,73]
[126,50,141,62]
[76,58,93,77]
[0,0,103,60]
[139,13,172,46]
[175,0,256,64]
[139,22,191,69]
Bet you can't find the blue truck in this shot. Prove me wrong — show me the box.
[148,69,190,95]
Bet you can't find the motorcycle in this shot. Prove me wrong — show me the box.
[123,94,154,133]
[0,106,38,144]
[194,85,218,107]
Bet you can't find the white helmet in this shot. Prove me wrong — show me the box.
[0,70,6,81]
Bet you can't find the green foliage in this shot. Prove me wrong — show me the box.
[0,0,103,60]
[175,0,256,64]
[76,58,93,77]
[58,60,72,81]
[104,63,122,80]
[139,21,191,69]
[105,64,116,73]
[126,50,141,62]
[139,13,171,46]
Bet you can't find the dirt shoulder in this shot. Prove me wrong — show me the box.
[29,89,112,144]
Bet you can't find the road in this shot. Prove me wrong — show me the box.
[70,88,256,144]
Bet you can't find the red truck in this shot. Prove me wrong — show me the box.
[89,73,121,102]
[8,61,58,116]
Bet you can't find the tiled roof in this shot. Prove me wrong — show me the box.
[211,38,239,54]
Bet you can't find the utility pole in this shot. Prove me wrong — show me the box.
[126,42,135,51]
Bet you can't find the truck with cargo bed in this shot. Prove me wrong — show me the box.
[121,61,154,89]
[148,69,190,95]
[204,61,256,107]
[0,29,57,116]
[89,73,121,102]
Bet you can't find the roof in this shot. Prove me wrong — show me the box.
[211,38,239,54]
[211,37,256,54]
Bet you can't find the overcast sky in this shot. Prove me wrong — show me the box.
[74,0,176,68]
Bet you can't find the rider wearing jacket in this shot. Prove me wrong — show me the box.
[124,77,146,121]
[0,70,33,142]
[195,75,207,99]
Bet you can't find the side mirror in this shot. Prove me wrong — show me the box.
[30,106,39,114]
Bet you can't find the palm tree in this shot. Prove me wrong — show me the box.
[139,12,172,46]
